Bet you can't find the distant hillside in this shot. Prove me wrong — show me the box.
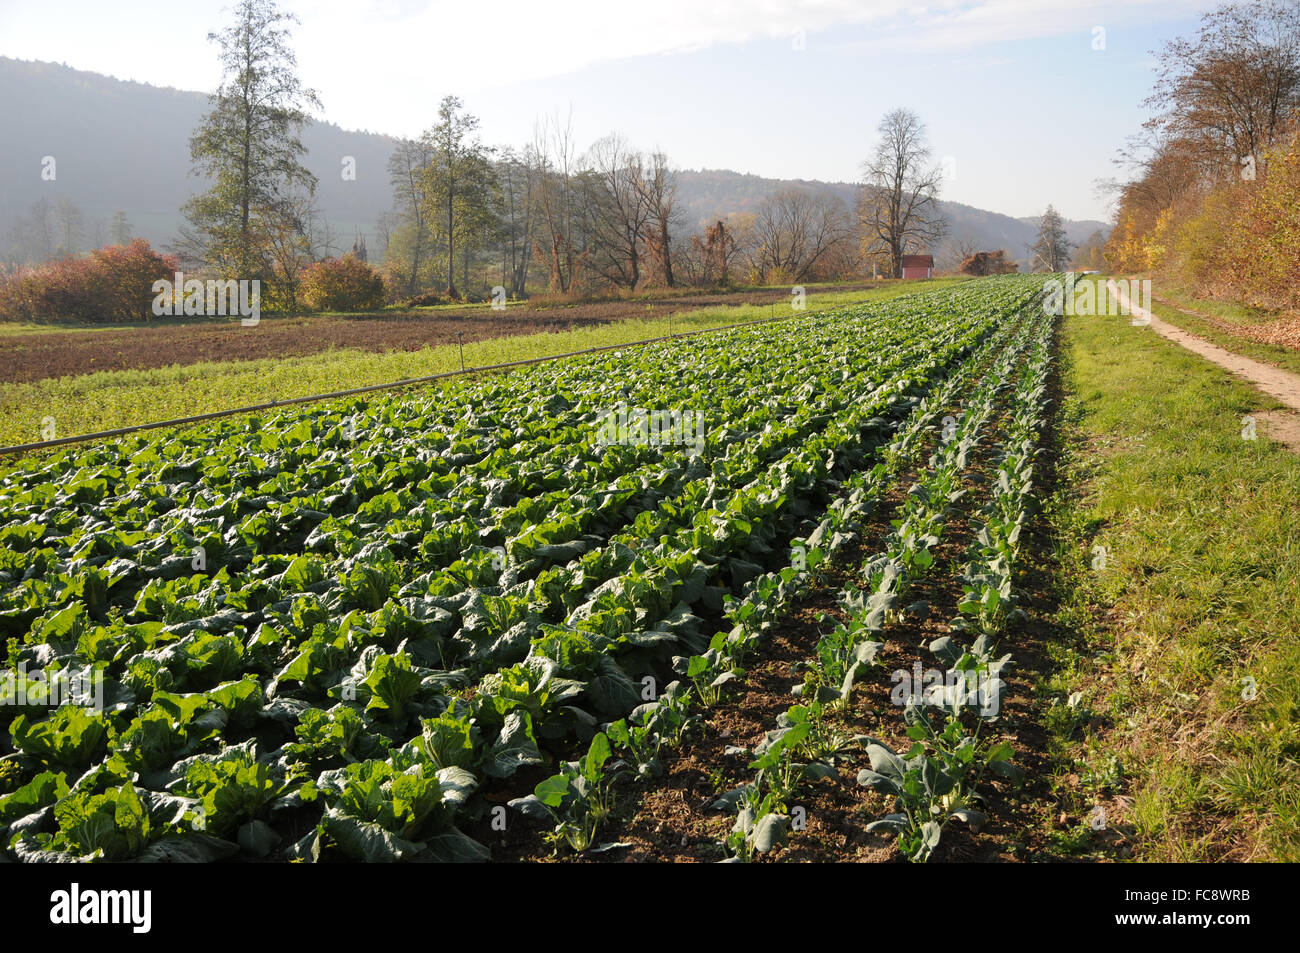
[676,169,1109,271]
[0,58,1107,270]
[0,58,395,256]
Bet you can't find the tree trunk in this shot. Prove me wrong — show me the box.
[446,173,457,298]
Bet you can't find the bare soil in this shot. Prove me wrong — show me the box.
[0,313,608,384]
[1254,410,1300,453]
[0,284,883,385]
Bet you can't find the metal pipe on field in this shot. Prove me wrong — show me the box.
[0,301,831,457]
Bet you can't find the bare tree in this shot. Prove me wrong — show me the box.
[13,198,55,264]
[53,198,84,256]
[1114,135,1207,216]
[373,209,395,264]
[637,150,680,287]
[944,237,980,272]
[110,210,133,246]
[263,191,319,312]
[386,137,433,296]
[859,108,947,278]
[748,188,851,283]
[498,146,537,296]
[584,133,652,290]
[88,217,106,251]
[531,111,583,293]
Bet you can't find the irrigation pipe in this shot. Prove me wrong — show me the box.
[0,303,840,456]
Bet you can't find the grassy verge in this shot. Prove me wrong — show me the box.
[1155,285,1275,326]
[1042,292,1300,861]
[1140,280,1300,377]
[0,281,951,447]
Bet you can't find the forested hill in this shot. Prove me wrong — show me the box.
[674,169,1109,269]
[0,58,395,252]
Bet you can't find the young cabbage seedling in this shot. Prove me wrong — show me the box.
[722,787,789,863]
[509,732,616,854]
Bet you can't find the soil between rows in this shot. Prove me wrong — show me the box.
[469,325,1111,863]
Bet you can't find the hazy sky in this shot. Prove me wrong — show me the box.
[0,0,1216,221]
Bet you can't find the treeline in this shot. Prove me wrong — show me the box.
[368,104,865,303]
[1106,0,1300,312]
[1,0,958,322]
[171,0,868,311]
[3,200,135,267]
[381,103,949,302]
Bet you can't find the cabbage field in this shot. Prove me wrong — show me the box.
[0,275,1057,862]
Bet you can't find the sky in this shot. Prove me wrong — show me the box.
[0,0,1218,222]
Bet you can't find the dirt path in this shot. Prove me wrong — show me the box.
[1109,280,1300,451]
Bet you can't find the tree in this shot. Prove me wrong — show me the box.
[637,150,680,287]
[7,199,55,265]
[1102,135,1206,270]
[582,134,653,290]
[946,237,980,272]
[386,137,434,297]
[531,112,584,293]
[262,192,327,312]
[1029,205,1072,271]
[748,188,852,283]
[859,108,947,278]
[183,0,320,283]
[497,146,537,296]
[88,217,107,252]
[110,211,133,247]
[373,210,396,266]
[1145,0,1300,178]
[420,95,497,299]
[53,199,83,257]
[687,219,742,287]
[1071,230,1108,271]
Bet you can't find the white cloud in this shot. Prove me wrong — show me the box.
[286,0,1206,134]
[831,0,1208,53]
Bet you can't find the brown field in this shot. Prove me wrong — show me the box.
[0,283,884,384]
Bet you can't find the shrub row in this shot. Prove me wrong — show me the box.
[0,240,176,323]
[0,247,395,323]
